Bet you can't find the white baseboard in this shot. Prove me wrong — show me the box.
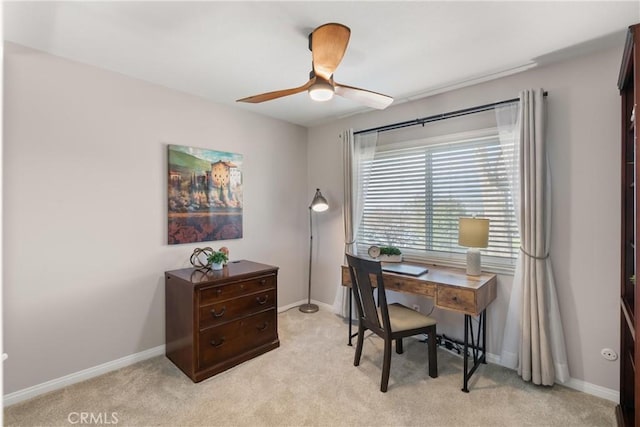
[5,301,333,406]
[563,377,619,402]
[487,352,619,402]
[4,344,165,407]
[412,339,619,403]
[6,306,619,407]
[486,352,502,365]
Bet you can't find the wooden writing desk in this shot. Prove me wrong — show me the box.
[341,262,497,392]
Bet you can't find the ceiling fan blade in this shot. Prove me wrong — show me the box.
[334,83,394,110]
[236,79,314,103]
[311,23,351,80]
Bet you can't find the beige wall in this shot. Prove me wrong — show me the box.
[3,43,308,394]
[307,45,622,392]
[3,40,624,396]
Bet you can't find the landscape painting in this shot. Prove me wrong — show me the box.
[168,144,243,244]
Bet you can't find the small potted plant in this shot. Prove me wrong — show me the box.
[378,246,403,262]
[207,248,229,271]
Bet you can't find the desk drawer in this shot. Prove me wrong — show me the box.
[198,309,277,370]
[199,274,275,306]
[436,286,475,313]
[199,289,276,329]
[385,276,435,298]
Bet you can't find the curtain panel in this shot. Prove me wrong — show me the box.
[333,130,378,317]
[497,89,569,385]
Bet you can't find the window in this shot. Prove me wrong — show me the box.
[356,129,519,272]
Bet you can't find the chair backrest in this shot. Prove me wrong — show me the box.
[345,254,391,335]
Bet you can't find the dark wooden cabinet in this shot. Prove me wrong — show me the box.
[165,260,279,382]
[618,23,640,427]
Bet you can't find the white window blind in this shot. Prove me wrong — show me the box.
[357,130,519,270]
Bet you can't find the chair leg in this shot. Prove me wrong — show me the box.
[381,338,392,392]
[428,326,438,378]
[395,338,403,354]
[354,323,365,367]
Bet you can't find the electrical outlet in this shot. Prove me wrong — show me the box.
[601,348,618,361]
[412,304,420,312]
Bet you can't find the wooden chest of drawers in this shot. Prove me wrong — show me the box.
[165,260,279,382]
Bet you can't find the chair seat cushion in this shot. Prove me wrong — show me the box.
[382,303,436,332]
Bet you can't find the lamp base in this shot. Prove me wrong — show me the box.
[466,248,482,276]
[299,303,319,313]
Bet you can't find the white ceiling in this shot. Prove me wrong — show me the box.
[4,1,639,127]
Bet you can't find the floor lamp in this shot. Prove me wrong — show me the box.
[300,188,329,313]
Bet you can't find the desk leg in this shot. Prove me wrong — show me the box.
[348,287,353,346]
[462,310,486,393]
[462,315,469,392]
[482,308,487,364]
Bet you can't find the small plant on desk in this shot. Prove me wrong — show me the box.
[379,246,402,262]
[380,246,401,255]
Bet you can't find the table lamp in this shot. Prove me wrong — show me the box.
[458,217,489,276]
[299,189,329,313]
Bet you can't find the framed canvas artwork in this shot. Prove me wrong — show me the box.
[168,144,243,244]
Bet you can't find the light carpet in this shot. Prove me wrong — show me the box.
[5,307,615,426]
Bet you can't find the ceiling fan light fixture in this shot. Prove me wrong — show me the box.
[236,23,393,109]
[308,81,334,102]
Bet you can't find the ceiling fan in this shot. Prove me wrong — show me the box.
[236,23,394,110]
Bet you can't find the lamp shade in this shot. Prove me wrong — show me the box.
[310,188,329,212]
[458,217,489,248]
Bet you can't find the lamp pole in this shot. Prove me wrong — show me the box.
[300,189,328,313]
[300,207,319,313]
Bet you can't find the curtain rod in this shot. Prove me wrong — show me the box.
[354,91,548,135]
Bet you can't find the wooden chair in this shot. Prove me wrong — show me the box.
[346,253,437,392]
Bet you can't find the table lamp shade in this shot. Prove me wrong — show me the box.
[458,217,490,248]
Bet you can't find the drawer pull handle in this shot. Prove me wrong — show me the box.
[210,306,226,318]
[210,337,225,347]
[256,295,269,305]
[257,322,269,331]
[452,296,458,301]
[259,279,267,285]
[216,289,222,296]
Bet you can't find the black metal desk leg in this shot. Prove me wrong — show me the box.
[482,309,487,364]
[461,310,487,392]
[462,314,470,392]
[348,287,353,346]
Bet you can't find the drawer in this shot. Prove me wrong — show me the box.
[199,274,275,306]
[343,266,435,298]
[198,309,277,369]
[436,286,476,313]
[199,289,276,329]
[385,276,435,298]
